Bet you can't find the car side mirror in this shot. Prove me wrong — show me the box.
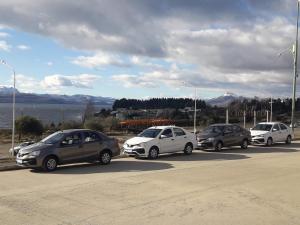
[160,135,167,139]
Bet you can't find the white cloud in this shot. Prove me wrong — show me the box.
[72,52,129,68]
[41,74,100,89]
[47,61,53,66]
[0,40,11,51]
[17,45,31,50]
[0,32,9,38]
[14,74,39,93]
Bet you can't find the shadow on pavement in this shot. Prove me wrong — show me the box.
[218,143,300,154]
[149,151,250,162]
[32,160,174,174]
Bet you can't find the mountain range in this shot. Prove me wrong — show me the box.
[0,87,242,107]
[0,87,115,106]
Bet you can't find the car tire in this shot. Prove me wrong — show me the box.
[42,156,58,172]
[184,143,193,155]
[99,150,112,165]
[266,137,273,146]
[215,141,223,152]
[286,135,292,144]
[241,139,248,149]
[148,147,159,159]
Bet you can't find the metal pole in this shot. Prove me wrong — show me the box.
[0,60,16,156]
[194,88,197,133]
[292,0,299,133]
[12,69,16,154]
[254,110,257,126]
[270,97,273,122]
[243,110,246,128]
[226,109,229,124]
[267,110,269,122]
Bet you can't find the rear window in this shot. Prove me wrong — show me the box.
[173,128,186,136]
[280,124,287,130]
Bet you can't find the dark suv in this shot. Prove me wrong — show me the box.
[197,124,251,151]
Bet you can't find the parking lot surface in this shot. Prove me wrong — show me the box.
[1,142,300,225]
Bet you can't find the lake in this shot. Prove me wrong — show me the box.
[0,103,110,129]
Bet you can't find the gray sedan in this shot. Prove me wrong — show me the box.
[16,129,120,171]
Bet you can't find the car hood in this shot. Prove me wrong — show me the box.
[251,130,269,136]
[198,133,219,139]
[19,142,52,154]
[126,137,154,145]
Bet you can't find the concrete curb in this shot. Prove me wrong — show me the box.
[0,163,22,172]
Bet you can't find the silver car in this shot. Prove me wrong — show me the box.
[16,129,120,171]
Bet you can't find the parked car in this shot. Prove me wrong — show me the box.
[9,141,35,156]
[251,122,292,146]
[123,126,197,159]
[16,129,120,171]
[197,124,251,151]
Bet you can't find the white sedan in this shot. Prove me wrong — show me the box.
[251,122,292,146]
[123,126,197,159]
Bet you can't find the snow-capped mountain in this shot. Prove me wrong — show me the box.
[0,86,19,95]
[0,88,115,107]
[206,92,244,107]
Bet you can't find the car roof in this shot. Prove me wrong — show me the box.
[257,122,279,125]
[148,125,178,129]
[60,129,95,134]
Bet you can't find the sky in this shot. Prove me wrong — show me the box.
[0,0,299,99]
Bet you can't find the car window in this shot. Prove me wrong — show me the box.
[61,133,82,146]
[224,126,233,134]
[83,132,101,143]
[280,124,287,130]
[173,128,186,136]
[233,125,242,133]
[272,124,280,132]
[161,129,173,138]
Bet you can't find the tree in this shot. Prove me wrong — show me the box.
[84,119,104,131]
[16,116,44,140]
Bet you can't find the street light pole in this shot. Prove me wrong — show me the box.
[292,0,300,133]
[0,60,16,155]
[194,88,197,134]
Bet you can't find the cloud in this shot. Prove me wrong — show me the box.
[72,52,129,68]
[47,61,53,66]
[0,32,9,38]
[0,0,298,96]
[17,44,31,50]
[0,40,11,51]
[41,74,100,89]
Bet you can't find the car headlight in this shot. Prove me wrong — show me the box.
[29,151,40,157]
[207,137,215,142]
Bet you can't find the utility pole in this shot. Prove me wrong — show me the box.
[292,0,300,133]
[254,110,257,126]
[194,88,197,134]
[243,111,246,128]
[266,110,269,122]
[270,97,273,122]
[226,109,229,124]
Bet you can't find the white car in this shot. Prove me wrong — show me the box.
[123,126,197,159]
[251,122,292,146]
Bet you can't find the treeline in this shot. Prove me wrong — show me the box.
[113,98,207,110]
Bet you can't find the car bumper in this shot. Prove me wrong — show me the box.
[16,157,39,167]
[251,137,265,144]
[197,141,214,149]
[123,148,147,157]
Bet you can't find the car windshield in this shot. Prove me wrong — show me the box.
[138,129,162,138]
[252,124,272,131]
[203,126,223,134]
[41,132,64,144]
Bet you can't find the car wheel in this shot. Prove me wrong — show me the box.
[266,137,273,146]
[241,139,248,149]
[99,151,112,165]
[286,135,292,144]
[148,147,159,159]
[215,141,223,152]
[43,156,58,172]
[184,143,193,155]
